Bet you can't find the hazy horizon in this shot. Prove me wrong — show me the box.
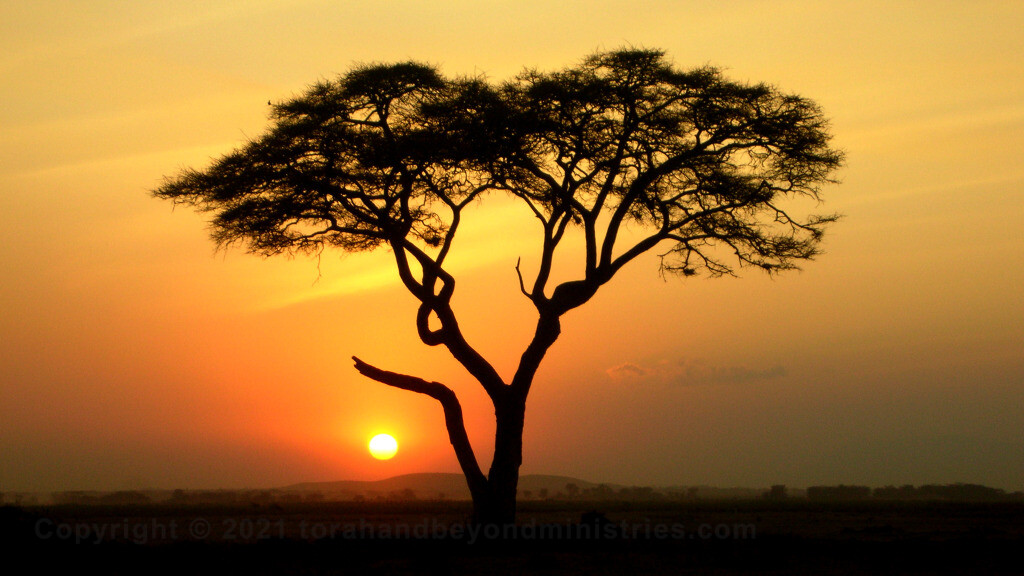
[2,2,1023,495]
[12,470,1020,498]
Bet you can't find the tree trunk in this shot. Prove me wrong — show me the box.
[469,312,559,525]
[472,398,526,525]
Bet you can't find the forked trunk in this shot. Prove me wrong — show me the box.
[469,313,559,526]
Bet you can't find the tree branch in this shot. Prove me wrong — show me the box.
[351,357,488,501]
[515,257,532,299]
[390,240,507,401]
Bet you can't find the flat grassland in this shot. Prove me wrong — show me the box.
[5,500,1022,574]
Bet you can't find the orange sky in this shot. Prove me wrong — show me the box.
[2,1,1023,493]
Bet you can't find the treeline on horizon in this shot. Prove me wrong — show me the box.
[803,483,1022,502]
[6,482,1022,507]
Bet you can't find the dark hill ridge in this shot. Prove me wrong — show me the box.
[279,473,768,501]
[281,473,614,500]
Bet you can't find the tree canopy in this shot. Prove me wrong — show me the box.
[157,49,841,295]
[155,48,843,524]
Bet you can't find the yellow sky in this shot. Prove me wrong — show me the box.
[2,1,1023,493]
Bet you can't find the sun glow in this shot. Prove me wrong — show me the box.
[368,433,398,460]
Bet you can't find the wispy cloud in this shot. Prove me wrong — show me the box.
[605,362,649,379]
[606,358,787,386]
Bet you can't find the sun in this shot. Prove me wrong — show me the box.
[368,433,398,460]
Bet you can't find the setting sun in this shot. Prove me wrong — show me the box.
[368,433,398,460]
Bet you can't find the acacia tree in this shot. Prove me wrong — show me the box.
[154,49,842,524]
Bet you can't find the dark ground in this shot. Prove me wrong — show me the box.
[4,500,1022,574]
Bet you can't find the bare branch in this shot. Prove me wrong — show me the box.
[515,257,531,299]
[351,357,487,500]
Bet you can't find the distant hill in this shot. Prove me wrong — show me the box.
[279,473,767,501]
[283,473,471,500]
[282,473,614,501]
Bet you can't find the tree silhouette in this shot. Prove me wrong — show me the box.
[154,48,842,524]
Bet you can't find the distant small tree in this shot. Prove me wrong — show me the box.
[154,48,842,524]
[565,482,580,499]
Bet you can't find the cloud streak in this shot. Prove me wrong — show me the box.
[607,358,787,386]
